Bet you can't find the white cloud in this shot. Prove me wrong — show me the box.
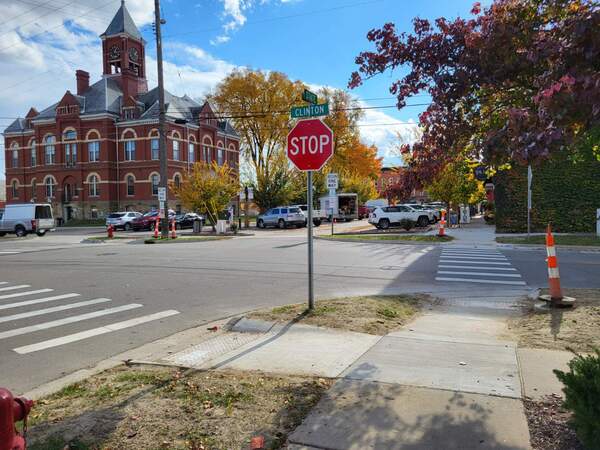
[0,0,236,174]
[357,104,422,167]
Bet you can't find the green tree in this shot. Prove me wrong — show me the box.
[173,162,239,229]
[425,158,484,209]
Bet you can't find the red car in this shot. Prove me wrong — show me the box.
[131,211,159,231]
[358,205,370,219]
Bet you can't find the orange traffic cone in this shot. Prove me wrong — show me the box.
[539,224,575,307]
[171,218,177,239]
[438,210,446,237]
[153,217,159,239]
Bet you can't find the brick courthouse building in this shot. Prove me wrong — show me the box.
[3,2,239,221]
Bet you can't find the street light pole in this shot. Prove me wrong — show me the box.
[154,0,169,237]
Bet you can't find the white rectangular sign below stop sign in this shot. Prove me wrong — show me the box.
[287,118,334,171]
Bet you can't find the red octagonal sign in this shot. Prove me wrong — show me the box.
[287,118,334,171]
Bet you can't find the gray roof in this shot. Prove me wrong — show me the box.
[101,1,142,41]
[34,78,122,121]
[4,118,28,133]
[138,87,203,121]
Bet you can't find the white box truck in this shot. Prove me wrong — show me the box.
[319,193,359,221]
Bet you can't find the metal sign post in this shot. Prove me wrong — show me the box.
[527,165,532,237]
[307,171,314,309]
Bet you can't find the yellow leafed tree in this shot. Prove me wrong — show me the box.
[173,162,239,228]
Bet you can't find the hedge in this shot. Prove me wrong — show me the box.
[495,138,600,233]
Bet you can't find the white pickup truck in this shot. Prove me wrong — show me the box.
[0,203,55,237]
[368,204,434,229]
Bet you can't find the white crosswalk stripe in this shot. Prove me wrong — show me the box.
[436,247,525,286]
[0,280,180,355]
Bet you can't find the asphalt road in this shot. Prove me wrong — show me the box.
[0,227,598,393]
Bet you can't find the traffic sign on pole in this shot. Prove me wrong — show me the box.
[302,89,318,105]
[291,103,329,119]
[287,119,334,171]
[327,173,338,189]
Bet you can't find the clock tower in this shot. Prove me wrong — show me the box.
[100,0,148,99]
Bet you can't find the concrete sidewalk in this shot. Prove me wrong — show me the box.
[161,294,573,449]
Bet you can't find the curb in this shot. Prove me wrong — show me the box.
[316,236,453,246]
[497,243,600,252]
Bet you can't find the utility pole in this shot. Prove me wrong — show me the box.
[154,0,169,237]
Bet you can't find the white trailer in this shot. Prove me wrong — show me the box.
[319,193,359,221]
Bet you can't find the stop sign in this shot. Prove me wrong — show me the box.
[287,118,334,171]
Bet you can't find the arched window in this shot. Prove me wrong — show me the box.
[45,176,55,198]
[172,139,180,161]
[127,175,135,196]
[202,137,212,162]
[150,132,159,160]
[11,180,18,198]
[11,146,18,168]
[174,174,181,189]
[188,141,195,163]
[44,135,56,165]
[125,140,136,161]
[217,143,225,166]
[64,129,77,167]
[30,140,37,167]
[151,174,160,195]
[31,179,37,200]
[88,175,100,197]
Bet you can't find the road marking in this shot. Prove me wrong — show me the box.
[441,249,501,254]
[0,251,20,255]
[435,277,526,285]
[0,299,111,323]
[0,293,80,311]
[0,285,31,292]
[438,264,517,271]
[0,282,8,285]
[440,254,506,261]
[0,304,143,340]
[0,289,53,300]
[13,310,180,354]
[437,271,522,278]
[439,259,511,265]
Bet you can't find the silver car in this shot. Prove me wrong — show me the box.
[106,211,142,231]
[256,206,306,229]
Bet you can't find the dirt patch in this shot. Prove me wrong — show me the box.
[523,394,584,450]
[27,366,332,450]
[507,289,600,352]
[246,295,434,335]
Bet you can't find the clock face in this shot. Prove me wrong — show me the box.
[128,47,139,62]
[109,45,121,60]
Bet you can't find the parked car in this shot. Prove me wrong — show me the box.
[291,204,323,226]
[358,205,370,220]
[0,203,55,237]
[106,211,142,231]
[131,210,176,231]
[174,212,205,229]
[256,206,306,229]
[368,205,434,230]
[402,204,439,222]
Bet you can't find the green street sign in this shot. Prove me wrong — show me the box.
[302,89,318,105]
[291,103,329,119]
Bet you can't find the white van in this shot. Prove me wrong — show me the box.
[0,203,55,237]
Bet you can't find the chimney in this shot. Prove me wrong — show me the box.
[76,70,90,95]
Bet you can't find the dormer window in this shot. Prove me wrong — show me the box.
[122,107,136,120]
[56,105,79,115]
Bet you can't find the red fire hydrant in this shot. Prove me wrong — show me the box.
[0,388,33,450]
[107,224,114,239]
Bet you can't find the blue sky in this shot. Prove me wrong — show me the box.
[0,0,482,177]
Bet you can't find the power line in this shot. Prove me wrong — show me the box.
[0,0,57,26]
[162,0,385,39]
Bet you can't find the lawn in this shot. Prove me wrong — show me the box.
[321,234,454,243]
[247,294,434,335]
[507,288,600,352]
[27,366,332,450]
[496,235,600,246]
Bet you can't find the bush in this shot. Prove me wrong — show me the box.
[399,219,415,231]
[554,348,600,449]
